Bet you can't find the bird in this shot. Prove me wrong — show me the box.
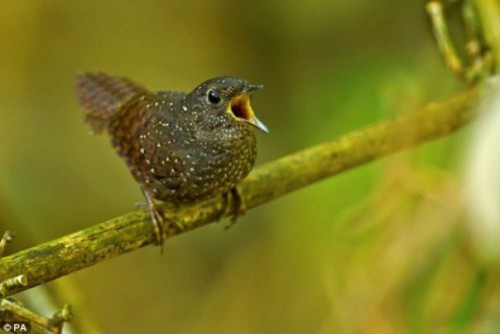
[76,72,268,246]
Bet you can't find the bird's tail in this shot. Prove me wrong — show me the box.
[76,72,149,133]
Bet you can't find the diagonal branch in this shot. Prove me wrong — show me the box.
[0,87,480,296]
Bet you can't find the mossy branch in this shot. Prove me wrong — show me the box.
[0,87,480,296]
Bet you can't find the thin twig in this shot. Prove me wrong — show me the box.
[0,299,72,334]
[427,1,466,78]
[0,231,15,257]
[48,304,73,334]
[0,275,27,298]
[0,86,480,296]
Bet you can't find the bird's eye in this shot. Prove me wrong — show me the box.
[207,90,221,104]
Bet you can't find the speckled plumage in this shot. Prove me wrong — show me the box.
[76,72,267,244]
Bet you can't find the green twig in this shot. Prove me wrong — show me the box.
[473,0,500,66]
[0,86,480,296]
[427,1,466,78]
[427,0,495,82]
[0,299,72,334]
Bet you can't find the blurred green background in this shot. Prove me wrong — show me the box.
[1,1,497,333]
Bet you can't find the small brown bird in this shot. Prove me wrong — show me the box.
[76,73,268,245]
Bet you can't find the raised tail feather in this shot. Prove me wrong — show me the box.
[76,72,148,133]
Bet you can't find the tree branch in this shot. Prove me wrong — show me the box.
[0,87,480,295]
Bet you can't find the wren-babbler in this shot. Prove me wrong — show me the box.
[76,73,268,245]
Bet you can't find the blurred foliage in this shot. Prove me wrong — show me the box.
[1,1,498,333]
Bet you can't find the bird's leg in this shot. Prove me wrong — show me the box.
[141,189,165,247]
[218,192,230,222]
[223,187,247,229]
[141,190,185,251]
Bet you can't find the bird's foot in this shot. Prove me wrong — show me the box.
[142,189,183,253]
[149,206,166,247]
[221,187,246,229]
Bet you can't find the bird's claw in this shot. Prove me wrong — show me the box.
[141,189,183,253]
[149,207,166,247]
[221,187,246,229]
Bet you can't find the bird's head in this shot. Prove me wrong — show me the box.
[189,76,269,134]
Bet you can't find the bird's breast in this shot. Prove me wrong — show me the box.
[147,131,257,203]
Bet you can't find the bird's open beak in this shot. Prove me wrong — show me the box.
[229,84,269,134]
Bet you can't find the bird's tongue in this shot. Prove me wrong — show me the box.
[230,94,269,134]
[230,94,253,121]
